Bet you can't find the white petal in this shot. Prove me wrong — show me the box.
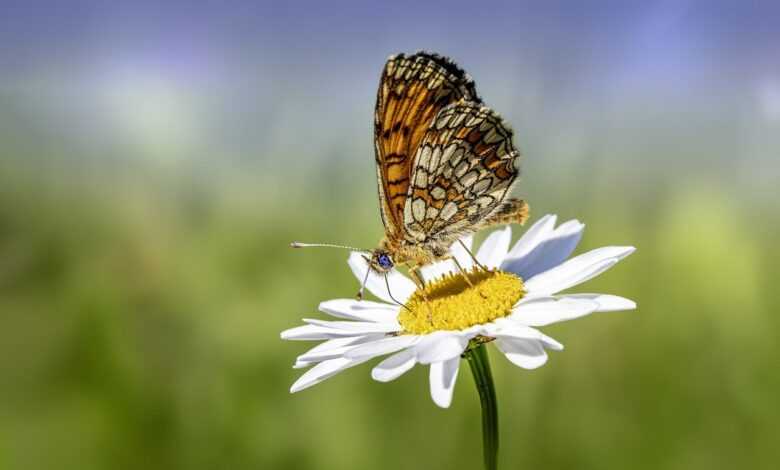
[344,335,419,359]
[348,252,416,304]
[495,338,548,369]
[280,324,364,341]
[414,331,470,364]
[290,357,371,393]
[296,335,385,364]
[489,322,564,350]
[372,348,418,382]
[295,335,374,359]
[303,318,400,334]
[559,294,636,312]
[511,296,600,326]
[524,246,635,296]
[319,299,399,323]
[429,357,460,408]
[478,321,506,337]
[502,219,584,279]
[505,214,557,261]
[476,226,512,269]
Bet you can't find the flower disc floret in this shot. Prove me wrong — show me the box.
[399,268,525,335]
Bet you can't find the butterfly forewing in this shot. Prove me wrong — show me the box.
[374,52,480,241]
[402,102,521,244]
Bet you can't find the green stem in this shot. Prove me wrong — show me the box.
[466,343,499,470]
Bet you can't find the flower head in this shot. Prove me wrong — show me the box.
[281,215,636,408]
[399,268,524,335]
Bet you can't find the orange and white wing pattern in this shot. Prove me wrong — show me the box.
[402,101,521,244]
[374,52,480,241]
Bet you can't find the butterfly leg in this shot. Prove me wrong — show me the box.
[456,239,487,271]
[450,255,475,287]
[409,266,432,303]
[408,266,427,290]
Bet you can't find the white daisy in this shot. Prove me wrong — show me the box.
[281,215,636,408]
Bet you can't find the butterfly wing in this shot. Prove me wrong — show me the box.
[402,102,521,244]
[374,52,480,241]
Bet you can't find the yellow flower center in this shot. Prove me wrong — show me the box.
[398,268,525,335]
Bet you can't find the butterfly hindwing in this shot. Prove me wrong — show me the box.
[374,52,480,240]
[402,101,521,243]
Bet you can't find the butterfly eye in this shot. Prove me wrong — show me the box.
[378,253,393,269]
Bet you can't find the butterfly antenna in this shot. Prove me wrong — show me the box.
[290,242,370,253]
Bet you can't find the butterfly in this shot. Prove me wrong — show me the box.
[294,52,528,296]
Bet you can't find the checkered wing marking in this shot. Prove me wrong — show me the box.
[375,52,480,241]
[402,102,520,243]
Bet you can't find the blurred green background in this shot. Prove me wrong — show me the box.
[1,1,779,469]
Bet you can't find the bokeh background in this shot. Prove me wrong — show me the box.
[2,1,779,469]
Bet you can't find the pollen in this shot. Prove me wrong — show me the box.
[398,268,525,335]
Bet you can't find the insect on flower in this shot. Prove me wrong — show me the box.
[293,51,528,301]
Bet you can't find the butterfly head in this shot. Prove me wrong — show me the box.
[367,249,395,273]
